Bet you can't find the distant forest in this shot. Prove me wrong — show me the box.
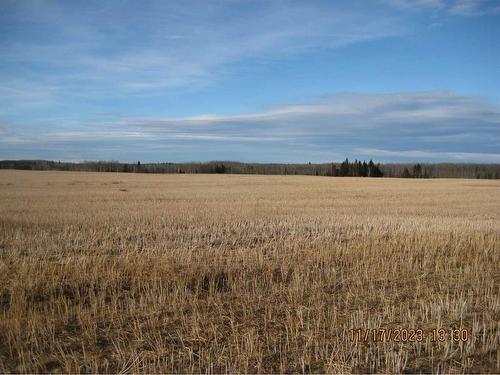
[1,159,500,179]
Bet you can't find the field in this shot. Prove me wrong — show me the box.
[0,170,499,373]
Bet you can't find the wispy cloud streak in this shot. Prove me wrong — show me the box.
[2,92,499,162]
[0,1,401,100]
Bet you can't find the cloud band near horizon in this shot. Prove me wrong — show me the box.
[1,91,499,163]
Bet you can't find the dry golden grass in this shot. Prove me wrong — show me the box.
[0,170,499,373]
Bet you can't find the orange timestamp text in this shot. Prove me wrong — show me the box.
[349,328,469,343]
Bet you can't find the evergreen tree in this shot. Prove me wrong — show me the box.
[339,158,349,176]
[373,163,383,177]
[413,164,422,178]
[362,161,368,177]
[215,164,226,174]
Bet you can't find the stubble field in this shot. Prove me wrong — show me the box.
[0,170,499,373]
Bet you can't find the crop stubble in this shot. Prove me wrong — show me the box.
[0,170,499,373]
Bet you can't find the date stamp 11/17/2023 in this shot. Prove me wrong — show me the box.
[349,328,469,343]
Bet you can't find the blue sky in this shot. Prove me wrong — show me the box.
[0,0,499,163]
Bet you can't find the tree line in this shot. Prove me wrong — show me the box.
[1,159,499,179]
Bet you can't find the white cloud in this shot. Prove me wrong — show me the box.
[2,91,499,162]
[449,0,500,15]
[356,148,500,162]
[0,79,59,114]
[385,0,500,15]
[384,0,446,10]
[0,1,402,99]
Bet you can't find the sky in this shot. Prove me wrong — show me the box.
[0,0,499,163]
